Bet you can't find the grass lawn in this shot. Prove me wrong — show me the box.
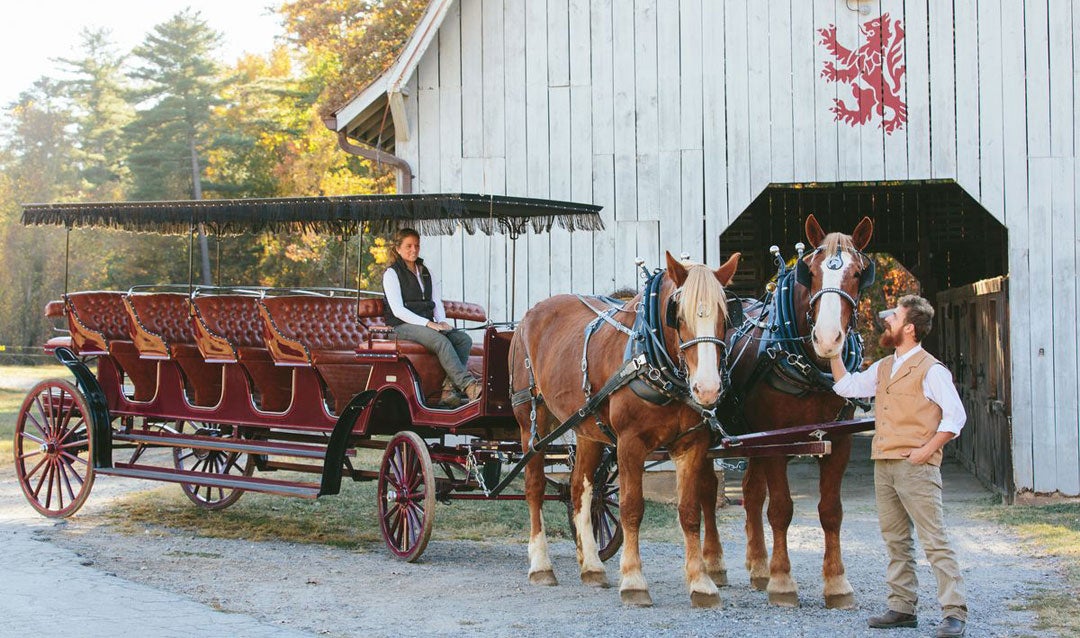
[0,365,72,466]
[979,502,1080,635]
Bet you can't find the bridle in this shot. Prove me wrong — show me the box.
[796,248,875,332]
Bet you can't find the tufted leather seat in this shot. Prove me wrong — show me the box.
[125,293,222,406]
[64,291,158,401]
[360,298,487,406]
[191,295,292,412]
[259,296,375,413]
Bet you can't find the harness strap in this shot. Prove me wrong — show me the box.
[488,354,648,496]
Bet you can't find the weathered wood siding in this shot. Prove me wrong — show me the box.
[393,0,1080,496]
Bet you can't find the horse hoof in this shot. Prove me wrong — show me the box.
[825,592,856,610]
[620,589,654,607]
[768,590,800,607]
[750,576,770,591]
[581,571,609,588]
[690,591,722,609]
[529,570,558,586]
[708,569,729,587]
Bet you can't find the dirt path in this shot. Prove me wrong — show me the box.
[0,436,1063,637]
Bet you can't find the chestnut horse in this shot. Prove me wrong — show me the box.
[726,214,873,608]
[509,251,740,607]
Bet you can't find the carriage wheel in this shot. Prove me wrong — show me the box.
[567,457,624,562]
[172,421,253,511]
[13,379,95,518]
[378,431,436,562]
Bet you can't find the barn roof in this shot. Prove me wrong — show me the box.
[325,0,455,153]
[21,193,604,237]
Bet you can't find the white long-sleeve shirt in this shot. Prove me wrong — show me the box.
[382,265,446,326]
[832,345,967,437]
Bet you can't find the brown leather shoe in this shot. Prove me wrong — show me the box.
[463,381,482,401]
[935,617,965,637]
[868,609,917,629]
[439,380,463,408]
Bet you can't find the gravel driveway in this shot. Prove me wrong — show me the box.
[0,434,1063,637]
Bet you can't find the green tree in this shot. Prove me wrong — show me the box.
[55,28,133,201]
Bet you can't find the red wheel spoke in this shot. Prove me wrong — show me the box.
[18,431,46,447]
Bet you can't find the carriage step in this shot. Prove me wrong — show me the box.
[96,463,322,499]
[113,431,332,460]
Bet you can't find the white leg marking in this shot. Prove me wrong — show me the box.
[528,514,553,575]
[575,478,606,575]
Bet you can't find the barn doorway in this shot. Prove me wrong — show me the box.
[718,180,1012,495]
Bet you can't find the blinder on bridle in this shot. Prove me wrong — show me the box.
[663,288,728,354]
[795,248,875,294]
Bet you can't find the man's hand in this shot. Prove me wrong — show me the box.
[902,431,955,465]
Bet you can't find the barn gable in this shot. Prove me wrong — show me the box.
[330,0,1080,499]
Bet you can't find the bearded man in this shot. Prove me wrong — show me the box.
[829,295,969,638]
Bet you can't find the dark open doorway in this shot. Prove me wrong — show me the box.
[718,180,1012,495]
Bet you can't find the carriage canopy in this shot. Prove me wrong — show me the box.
[21,193,605,237]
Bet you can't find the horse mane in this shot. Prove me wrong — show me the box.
[820,232,870,269]
[821,232,855,256]
[678,263,729,328]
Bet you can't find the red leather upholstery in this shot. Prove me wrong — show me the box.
[125,293,222,406]
[192,295,292,411]
[44,300,65,319]
[64,292,156,401]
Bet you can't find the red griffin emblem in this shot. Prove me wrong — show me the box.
[818,13,907,134]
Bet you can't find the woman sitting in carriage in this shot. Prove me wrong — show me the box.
[382,228,482,407]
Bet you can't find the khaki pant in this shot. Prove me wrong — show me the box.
[874,459,968,621]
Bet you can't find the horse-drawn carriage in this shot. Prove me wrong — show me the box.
[15,194,876,608]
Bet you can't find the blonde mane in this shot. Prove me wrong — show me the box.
[677,263,729,329]
[821,232,856,256]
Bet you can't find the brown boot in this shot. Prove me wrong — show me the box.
[463,381,482,401]
[868,610,917,629]
[439,379,462,408]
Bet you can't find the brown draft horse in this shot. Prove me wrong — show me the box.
[509,251,740,607]
[727,214,873,609]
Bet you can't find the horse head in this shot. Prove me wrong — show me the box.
[796,214,874,360]
[663,250,741,407]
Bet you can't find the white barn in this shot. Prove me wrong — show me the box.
[325,0,1080,498]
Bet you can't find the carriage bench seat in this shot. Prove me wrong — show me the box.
[125,293,223,406]
[63,291,158,402]
[191,294,293,412]
[356,299,487,406]
[259,295,374,413]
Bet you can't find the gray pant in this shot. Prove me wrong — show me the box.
[394,323,476,390]
[875,459,968,621]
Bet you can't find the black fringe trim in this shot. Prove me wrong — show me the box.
[21,194,605,237]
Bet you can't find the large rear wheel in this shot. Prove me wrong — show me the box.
[172,421,253,510]
[377,432,435,562]
[14,379,95,518]
[566,451,623,562]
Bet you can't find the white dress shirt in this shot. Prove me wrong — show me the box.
[832,344,967,436]
[383,265,447,326]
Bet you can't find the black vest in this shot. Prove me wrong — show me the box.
[384,258,435,326]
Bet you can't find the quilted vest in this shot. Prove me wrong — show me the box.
[872,349,946,466]
[384,258,435,327]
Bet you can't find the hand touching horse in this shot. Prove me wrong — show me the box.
[510,251,740,607]
[727,214,873,608]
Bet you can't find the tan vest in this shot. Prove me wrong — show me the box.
[873,349,946,466]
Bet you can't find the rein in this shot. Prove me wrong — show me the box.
[494,269,735,496]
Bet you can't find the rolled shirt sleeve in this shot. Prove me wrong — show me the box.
[924,364,967,437]
[382,268,431,327]
[832,359,882,399]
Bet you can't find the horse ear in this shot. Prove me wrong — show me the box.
[805,214,826,248]
[714,252,741,286]
[852,216,873,251]
[665,251,689,286]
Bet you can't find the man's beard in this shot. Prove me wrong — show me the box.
[879,329,899,349]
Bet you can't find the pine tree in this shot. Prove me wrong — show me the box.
[55,28,133,201]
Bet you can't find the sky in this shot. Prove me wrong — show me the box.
[1,0,285,107]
